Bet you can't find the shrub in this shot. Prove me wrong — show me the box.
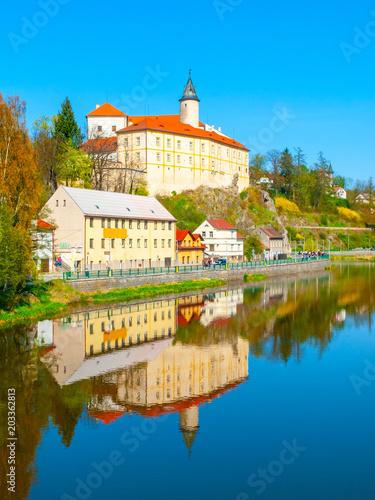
[275,197,300,214]
[320,215,328,226]
[337,207,362,223]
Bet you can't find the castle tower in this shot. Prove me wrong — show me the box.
[179,70,200,129]
[179,405,199,458]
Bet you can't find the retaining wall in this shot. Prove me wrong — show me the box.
[67,259,329,294]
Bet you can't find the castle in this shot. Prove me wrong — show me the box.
[85,72,250,195]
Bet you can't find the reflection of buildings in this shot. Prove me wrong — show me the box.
[199,289,243,327]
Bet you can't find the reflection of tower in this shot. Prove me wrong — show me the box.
[179,405,199,458]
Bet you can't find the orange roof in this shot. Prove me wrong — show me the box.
[81,137,117,153]
[207,219,236,230]
[176,229,190,241]
[237,232,245,239]
[87,103,127,117]
[37,219,55,230]
[117,115,249,151]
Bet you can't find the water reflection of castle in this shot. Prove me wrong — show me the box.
[38,290,249,455]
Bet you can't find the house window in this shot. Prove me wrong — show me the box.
[90,218,93,227]
[202,231,206,237]
[115,219,118,228]
[136,152,140,161]
[137,239,140,248]
[136,136,140,146]
[168,222,172,230]
[167,138,171,147]
[177,155,181,163]
[122,239,125,248]
[56,200,58,207]
[167,153,171,162]
[129,317,132,326]
[189,141,193,150]
[162,222,165,230]
[156,152,161,161]
[129,239,132,248]
[144,221,148,229]
[137,220,140,229]
[107,218,111,228]
[189,156,193,164]
[112,125,116,132]
[101,218,105,228]
[129,220,132,229]
[239,166,241,171]
[168,239,171,248]
[156,137,160,146]
[98,126,102,132]
[89,239,94,249]
[101,239,105,249]
[111,239,115,248]
[63,200,66,206]
[162,239,165,248]
[209,231,213,238]
[154,312,157,321]
[144,239,148,248]
[177,140,181,149]
[201,143,205,152]
[154,222,157,229]
[154,239,157,248]
[122,220,125,229]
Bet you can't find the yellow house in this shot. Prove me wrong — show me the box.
[45,186,177,271]
[176,229,206,265]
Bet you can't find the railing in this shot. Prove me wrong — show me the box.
[62,255,329,280]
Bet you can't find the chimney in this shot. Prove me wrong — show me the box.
[218,126,221,132]
[96,104,100,109]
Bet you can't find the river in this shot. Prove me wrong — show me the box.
[1,263,375,500]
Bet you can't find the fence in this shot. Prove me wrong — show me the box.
[62,255,330,280]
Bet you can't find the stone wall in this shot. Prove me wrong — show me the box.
[67,259,329,294]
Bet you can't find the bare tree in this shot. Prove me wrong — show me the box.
[32,117,59,194]
[82,130,118,190]
[114,144,147,194]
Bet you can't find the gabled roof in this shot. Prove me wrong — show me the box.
[333,186,345,193]
[207,219,237,230]
[176,229,204,242]
[237,232,245,239]
[37,219,55,230]
[117,115,248,151]
[58,186,177,221]
[87,103,127,117]
[258,227,283,239]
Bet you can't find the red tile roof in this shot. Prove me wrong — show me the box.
[117,115,249,151]
[176,229,190,241]
[37,219,55,230]
[237,232,245,239]
[87,103,127,117]
[207,219,237,230]
[81,137,117,153]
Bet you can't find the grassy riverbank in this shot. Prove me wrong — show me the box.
[0,278,226,327]
[330,255,375,262]
[244,274,268,282]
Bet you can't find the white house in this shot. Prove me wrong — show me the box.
[355,193,370,204]
[33,219,55,273]
[332,187,347,200]
[193,219,244,262]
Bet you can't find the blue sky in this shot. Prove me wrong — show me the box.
[1,0,375,181]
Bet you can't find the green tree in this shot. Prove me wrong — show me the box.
[279,148,295,198]
[249,154,267,178]
[56,142,92,188]
[244,233,263,260]
[33,116,59,195]
[53,98,84,147]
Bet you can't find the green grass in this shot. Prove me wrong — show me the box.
[0,278,226,328]
[244,274,268,282]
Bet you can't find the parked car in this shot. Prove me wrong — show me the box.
[215,258,227,265]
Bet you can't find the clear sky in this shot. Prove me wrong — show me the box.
[1,0,375,181]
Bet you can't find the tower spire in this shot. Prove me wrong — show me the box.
[180,70,200,102]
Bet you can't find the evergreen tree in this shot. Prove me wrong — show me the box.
[279,148,294,198]
[53,97,84,147]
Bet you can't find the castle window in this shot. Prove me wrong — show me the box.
[126,153,129,161]
[98,126,102,132]
[136,152,140,161]
[156,152,161,161]
[189,156,193,164]
[201,143,205,152]
[136,136,140,146]
[202,158,205,166]
[156,137,160,146]
[125,138,128,146]
[177,140,181,149]
[177,155,181,163]
[189,141,193,150]
[167,138,171,147]
[112,125,116,132]
[185,103,187,107]
[167,154,171,162]
[227,149,229,157]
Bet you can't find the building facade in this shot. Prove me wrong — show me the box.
[85,73,250,196]
[176,229,206,265]
[193,218,245,262]
[45,186,177,271]
[255,226,286,260]
[33,219,55,273]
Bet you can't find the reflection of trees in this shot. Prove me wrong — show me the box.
[0,327,91,500]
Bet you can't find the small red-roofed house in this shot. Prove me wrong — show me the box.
[33,219,55,273]
[176,229,206,265]
[193,219,244,262]
[332,187,347,200]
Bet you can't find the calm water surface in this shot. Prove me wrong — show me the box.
[1,264,375,500]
